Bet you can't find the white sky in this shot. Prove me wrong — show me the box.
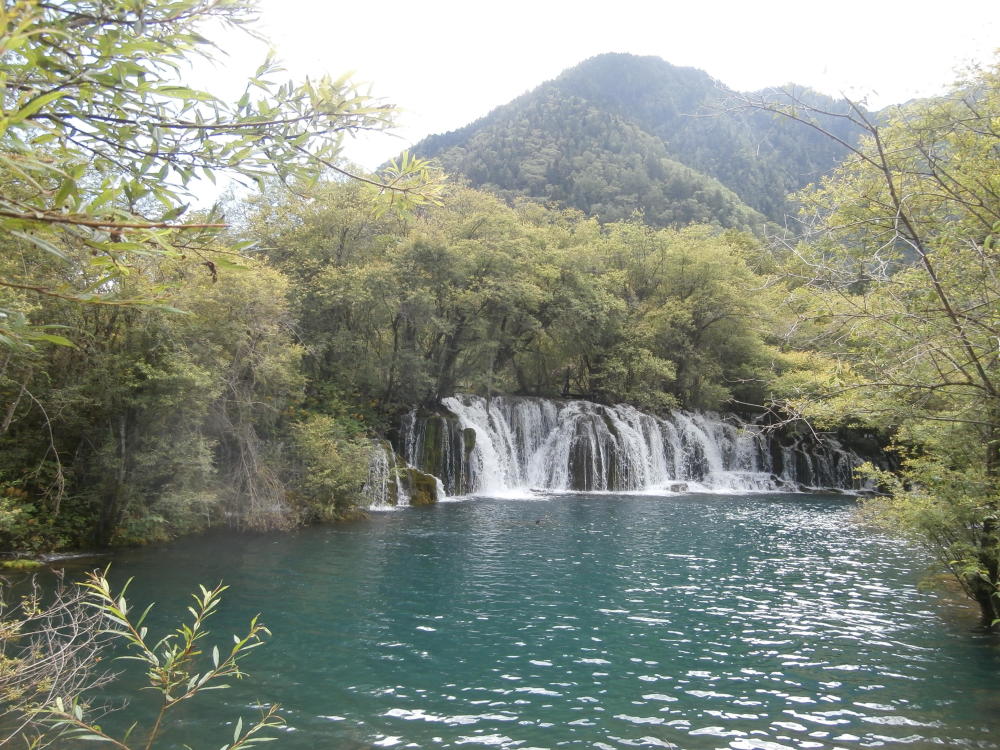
[196,0,999,171]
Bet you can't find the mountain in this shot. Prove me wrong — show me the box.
[409,53,866,231]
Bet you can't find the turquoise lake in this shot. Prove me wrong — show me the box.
[86,492,1000,749]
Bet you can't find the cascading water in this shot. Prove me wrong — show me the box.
[362,439,445,509]
[362,441,409,509]
[400,395,866,496]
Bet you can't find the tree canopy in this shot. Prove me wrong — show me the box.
[410,53,863,229]
[763,58,1000,627]
[0,0,440,347]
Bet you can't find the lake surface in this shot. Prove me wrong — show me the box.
[85,492,1000,749]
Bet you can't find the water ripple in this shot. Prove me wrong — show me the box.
[99,492,1000,749]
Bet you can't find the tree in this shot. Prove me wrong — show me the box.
[0,249,308,547]
[0,0,441,347]
[1,572,111,749]
[244,181,781,416]
[0,0,447,545]
[753,58,1000,628]
[595,221,777,410]
[40,570,281,749]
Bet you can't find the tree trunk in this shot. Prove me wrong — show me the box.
[98,413,130,546]
[383,313,402,406]
[434,317,466,401]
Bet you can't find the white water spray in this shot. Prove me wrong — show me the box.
[401,395,863,496]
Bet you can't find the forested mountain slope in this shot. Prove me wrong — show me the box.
[411,53,865,228]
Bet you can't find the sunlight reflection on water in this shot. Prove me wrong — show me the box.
[92,492,1000,749]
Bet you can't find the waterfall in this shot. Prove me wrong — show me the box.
[362,440,447,509]
[362,441,409,509]
[400,395,867,496]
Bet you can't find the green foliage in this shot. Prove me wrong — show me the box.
[773,60,1000,434]
[860,455,1000,626]
[415,86,766,233]
[551,55,862,221]
[9,11,961,563]
[40,569,282,749]
[0,0,441,348]
[596,221,779,409]
[289,415,370,521]
[411,53,862,229]
[0,484,96,554]
[0,250,306,548]
[0,558,42,571]
[250,182,782,414]
[765,56,1000,627]
[0,0,444,544]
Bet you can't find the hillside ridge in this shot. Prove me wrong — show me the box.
[410,52,865,229]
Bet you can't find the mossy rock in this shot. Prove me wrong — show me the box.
[0,559,44,571]
[337,507,370,522]
[405,468,439,506]
[418,416,444,476]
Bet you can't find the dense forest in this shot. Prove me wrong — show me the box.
[2,179,793,547]
[410,53,865,227]
[1,0,999,635]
